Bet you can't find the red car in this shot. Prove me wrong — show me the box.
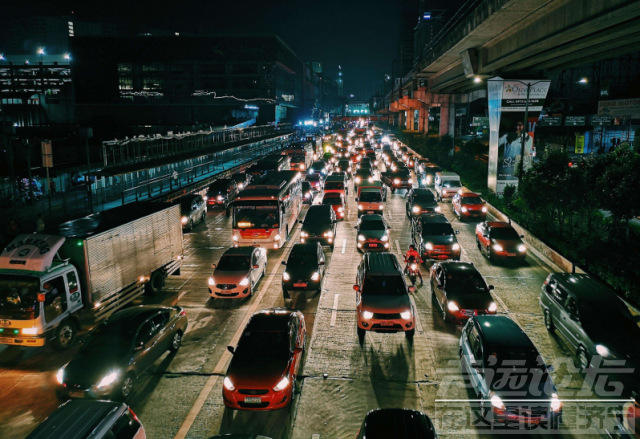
[223,308,306,411]
[452,192,488,221]
[475,221,527,261]
[322,192,346,220]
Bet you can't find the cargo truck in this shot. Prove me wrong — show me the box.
[0,203,183,350]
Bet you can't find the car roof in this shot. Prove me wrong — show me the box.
[440,262,479,275]
[290,243,319,254]
[108,305,172,329]
[359,214,384,222]
[363,253,401,275]
[222,246,256,257]
[460,192,481,198]
[474,315,533,348]
[487,221,510,228]
[25,400,127,439]
[363,409,434,439]
[412,188,434,196]
[417,213,449,224]
[552,273,618,303]
[246,308,294,332]
[436,172,459,177]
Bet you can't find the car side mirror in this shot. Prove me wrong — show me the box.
[547,365,555,372]
[455,230,460,235]
[293,347,303,355]
[253,264,259,269]
[408,286,416,293]
[281,261,287,265]
[227,346,235,354]
[488,285,495,290]
[211,263,216,269]
[353,285,360,292]
[319,261,325,265]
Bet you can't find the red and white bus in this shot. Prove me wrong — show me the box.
[283,141,315,171]
[231,171,302,249]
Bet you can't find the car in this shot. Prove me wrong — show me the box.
[56,305,188,400]
[356,189,385,217]
[354,253,416,341]
[418,165,442,187]
[300,204,337,247]
[381,169,412,193]
[405,188,440,217]
[539,273,640,374]
[430,262,497,323]
[335,159,352,176]
[223,308,306,411]
[356,408,438,439]
[232,172,252,190]
[206,178,238,207]
[452,192,487,221]
[366,151,378,166]
[305,173,324,193]
[324,173,348,196]
[179,194,207,230]
[460,315,562,427]
[355,214,390,252]
[475,221,526,262]
[209,247,267,298]
[358,180,387,202]
[301,181,313,204]
[354,168,374,189]
[322,151,336,167]
[411,214,461,261]
[415,159,429,173]
[309,160,329,176]
[434,172,463,201]
[322,192,346,220]
[25,400,145,439]
[281,242,326,307]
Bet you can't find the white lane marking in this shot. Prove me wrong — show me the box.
[173,228,297,439]
[395,239,402,255]
[341,238,347,254]
[409,295,424,334]
[330,294,340,327]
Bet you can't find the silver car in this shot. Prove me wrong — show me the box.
[209,246,267,298]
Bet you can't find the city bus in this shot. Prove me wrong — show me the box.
[231,170,302,249]
[283,141,315,171]
[248,154,291,178]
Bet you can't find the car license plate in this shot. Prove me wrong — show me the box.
[522,417,539,425]
[367,211,374,214]
[293,283,307,288]
[506,252,516,256]
[369,243,377,248]
[381,321,394,326]
[69,391,85,398]
[244,397,262,403]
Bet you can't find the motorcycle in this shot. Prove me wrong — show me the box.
[404,256,422,286]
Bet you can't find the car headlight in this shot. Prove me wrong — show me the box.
[347,167,352,172]
[551,393,562,412]
[362,311,374,319]
[393,179,400,184]
[301,231,308,237]
[422,179,427,185]
[22,327,38,335]
[311,272,320,281]
[412,206,420,213]
[410,263,417,270]
[305,192,311,199]
[493,244,504,252]
[452,243,460,251]
[274,234,281,241]
[181,216,188,224]
[56,366,65,385]
[208,277,215,286]
[518,244,526,252]
[223,376,236,391]
[283,272,290,281]
[239,277,249,286]
[355,177,361,183]
[425,243,434,250]
[447,301,459,311]
[338,207,344,212]
[426,176,432,184]
[461,206,468,212]
[596,344,611,357]
[400,311,411,320]
[482,206,488,213]
[96,371,119,388]
[491,395,505,409]
[358,204,363,210]
[379,205,384,210]
[435,206,441,212]
[358,234,365,242]
[488,302,497,312]
[273,376,290,392]
[381,235,388,242]
[408,179,412,184]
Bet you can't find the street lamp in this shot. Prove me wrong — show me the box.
[37,48,45,55]
[474,77,482,83]
[64,54,71,60]
[578,78,588,84]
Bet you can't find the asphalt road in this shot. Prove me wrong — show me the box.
[0,153,615,439]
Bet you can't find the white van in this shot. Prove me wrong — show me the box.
[434,172,463,201]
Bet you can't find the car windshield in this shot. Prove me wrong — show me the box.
[447,273,486,293]
[357,171,373,178]
[362,276,406,296]
[490,228,520,240]
[306,174,321,182]
[0,275,40,313]
[217,256,250,271]
[414,193,436,202]
[323,196,343,205]
[359,220,385,231]
[235,331,290,360]
[422,223,453,236]
[81,322,131,356]
[288,253,317,266]
[304,209,330,224]
[463,197,484,205]
[324,182,345,191]
[234,205,279,229]
[442,180,462,188]
[360,192,382,202]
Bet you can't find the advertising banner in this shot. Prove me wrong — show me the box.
[565,116,586,126]
[488,78,550,196]
[598,99,640,118]
[575,135,585,153]
[472,117,489,126]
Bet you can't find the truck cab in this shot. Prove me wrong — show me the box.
[0,235,83,350]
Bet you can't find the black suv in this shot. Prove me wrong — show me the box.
[281,242,326,307]
[206,178,238,207]
[460,315,561,428]
[406,188,440,217]
[411,214,460,261]
[357,408,438,439]
[299,205,337,248]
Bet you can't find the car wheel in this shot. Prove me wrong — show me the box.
[262,266,266,279]
[145,270,164,295]
[486,246,492,259]
[170,331,182,352]
[578,347,590,370]
[51,319,77,351]
[544,310,555,333]
[118,374,135,400]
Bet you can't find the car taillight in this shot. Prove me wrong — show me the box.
[129,407,140,422]
[179,309,187,317]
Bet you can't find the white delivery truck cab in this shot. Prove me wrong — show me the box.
[434,172,463,201]
[0,203,183,350]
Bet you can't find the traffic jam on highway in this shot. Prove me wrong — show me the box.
[1,125,640,439]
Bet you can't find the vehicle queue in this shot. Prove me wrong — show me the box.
[10,124,640,439]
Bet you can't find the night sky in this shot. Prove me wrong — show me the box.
[2,0,404,99]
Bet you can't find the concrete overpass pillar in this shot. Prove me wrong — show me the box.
[406,109,415,131]
[398,111,405,130]
[439,102,455,137]
[418,107,428,133]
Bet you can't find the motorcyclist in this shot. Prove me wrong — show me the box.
[404,244,423,283]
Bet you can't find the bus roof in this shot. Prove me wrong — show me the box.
[235,171,300,201]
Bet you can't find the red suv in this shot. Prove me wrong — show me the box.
[452,192,487,221]
[223,308,305,411]
[475,221,527,262]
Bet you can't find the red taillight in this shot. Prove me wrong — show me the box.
[179,309,187,317]
[128,407,140,422]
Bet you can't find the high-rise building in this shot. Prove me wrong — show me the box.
[413,7,447,65]
[398,0,420,76]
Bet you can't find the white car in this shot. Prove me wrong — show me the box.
[209,246,267,298]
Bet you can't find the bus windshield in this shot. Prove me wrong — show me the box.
[0,275,40,315]
[234,204,280,229]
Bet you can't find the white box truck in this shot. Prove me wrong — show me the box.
[0,203,183,350]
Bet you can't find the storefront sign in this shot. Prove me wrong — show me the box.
[565,116,586,126]
[575,135,585,154]
[598,99,640,118]
[539,116,562,126]
[501,80,551,112]
[455,107,467,117]
[591,115,612,126]
[472,117,489,126]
